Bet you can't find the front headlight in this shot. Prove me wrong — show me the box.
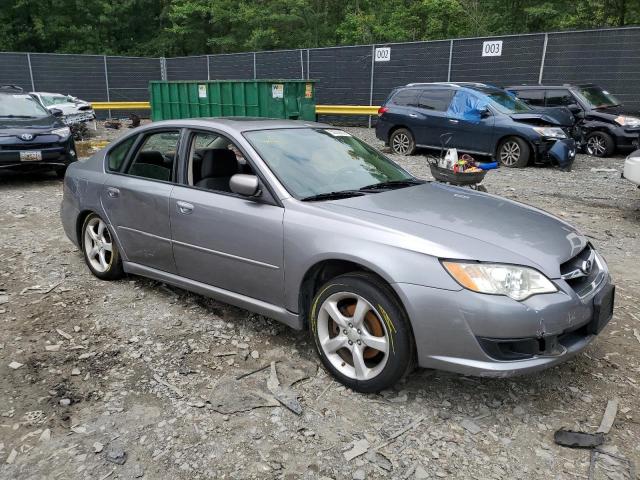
[614,115,640,128]
[51,127,71,138]
[442,261,557,301]
[532,126,567,139]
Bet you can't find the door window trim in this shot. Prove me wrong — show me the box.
[176,127,282,207]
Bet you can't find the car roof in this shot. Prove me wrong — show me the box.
[31,92,68,96]
[399,82,504,94]
[506,83,597,90]
[141,117,330,133]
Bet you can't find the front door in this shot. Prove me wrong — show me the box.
[445,90,495,154]
[101,129,181,274]
[169,130,285,306]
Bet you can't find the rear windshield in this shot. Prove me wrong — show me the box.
[575,86,620,109]
[0,94,50,118]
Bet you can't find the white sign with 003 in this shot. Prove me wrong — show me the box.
[482,40,503,57]
[375,47,391,62]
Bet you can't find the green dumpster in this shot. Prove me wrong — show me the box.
[149,80,316,121]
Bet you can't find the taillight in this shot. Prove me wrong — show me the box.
[377,106,389,117]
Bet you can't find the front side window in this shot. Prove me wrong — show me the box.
[187,131,251,192]
[126,131,180,182]
[418,89,453,111]
[244,128,413,199]
[545,90,574,107]
[0,94,50,118]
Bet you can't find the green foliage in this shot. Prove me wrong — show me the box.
[0,0,637,56]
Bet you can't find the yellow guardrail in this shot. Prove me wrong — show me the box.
[315,105,380,115]
[91,101,381,116]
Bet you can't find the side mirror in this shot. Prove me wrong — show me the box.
[479,107,491,118]
[230,174,260,197]
[567,103,582,114]
[50,108,63,117]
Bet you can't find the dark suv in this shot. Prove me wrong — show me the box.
[376,82,576,168]
[507,84,640,157]
[0,85,77,178]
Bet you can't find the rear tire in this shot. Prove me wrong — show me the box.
[81,213,124,280]
[390,128,416,155]
[585,131,615,157]
[498,136,530,168]
[310,272,414,393]
[55,166,67,179]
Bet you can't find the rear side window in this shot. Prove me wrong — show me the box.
[546,90,574,107]
[513,89,544,107]
[418,89,453,111]
[107,137,135,172]
[126,131,181,182]
[390,89,420,107]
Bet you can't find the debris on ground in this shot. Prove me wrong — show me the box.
[554,429,605,448]
[597,398,619,434]
[343,438,370,461]
[105,447,127,465]
[266,361,303,415]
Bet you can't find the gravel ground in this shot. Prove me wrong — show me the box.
[1,124,639,480]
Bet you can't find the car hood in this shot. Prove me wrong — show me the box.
[318,183,587,278]
[510,107,574,127]
[0,115,62,132]
[589,104,640,118]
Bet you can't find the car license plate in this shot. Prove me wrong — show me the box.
[20,151,42,162]
[588,284,615,335]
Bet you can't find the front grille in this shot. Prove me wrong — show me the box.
[560,244,605,298]
[0,143,61,151]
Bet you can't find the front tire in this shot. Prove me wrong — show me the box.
[81,214,124,280]
[585,131,615,157]
[498,137,530,168]
[310,273,414,393]
[390,128,416,155]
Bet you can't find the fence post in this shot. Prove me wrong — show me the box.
[300,50,304,79]
[447,40,453,82]
[26,53,35,91]
[206,55,210,80]
[253,52,257,79]
[160,57,167,80]
[306,49,310,80]
[538,33,548,84]
[368,45,375,128]
[103,55,112,118]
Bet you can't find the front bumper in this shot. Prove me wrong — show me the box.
[0,138,76,169]
[613,127,640,150]
[393,273,613,377]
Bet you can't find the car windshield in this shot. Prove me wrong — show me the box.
[244,128,415,199]
[0,93,51,118]
[39,94,73,106]
[576,86,620,108]
[485,90,532,113]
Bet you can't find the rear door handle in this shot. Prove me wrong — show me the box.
[176,201,194,215]
[448,119,459,124]
[409,113,418,118]
[106,187,120,198]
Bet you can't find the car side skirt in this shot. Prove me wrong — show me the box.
[123,261,303,330]
[416,144,491,156]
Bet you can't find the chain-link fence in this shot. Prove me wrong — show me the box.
[1,26,639,120]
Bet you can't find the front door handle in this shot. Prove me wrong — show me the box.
[106,187,120,198]
[409,113,418,118]
[176,201,194,215]
[448,119,459,124]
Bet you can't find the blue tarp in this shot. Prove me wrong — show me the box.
[446,90,488,124]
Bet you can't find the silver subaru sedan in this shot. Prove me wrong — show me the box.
[60,118,614,393]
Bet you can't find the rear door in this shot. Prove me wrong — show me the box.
[512,89,545,107]
[101,129,181,274]
[415,88,455,147]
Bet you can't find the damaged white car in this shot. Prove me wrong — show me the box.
[30,92,96,125]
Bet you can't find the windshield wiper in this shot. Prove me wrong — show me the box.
[301,190,366,202]
[359,179,425,191]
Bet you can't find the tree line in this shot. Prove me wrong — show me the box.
[1,0,638,57]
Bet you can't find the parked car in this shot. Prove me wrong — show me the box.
[507,84,640,157]
[61,118,614,392]
[376,82,576,169]
[30,91,96,125]
[623,149,640,187]
[0,85,77,177]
